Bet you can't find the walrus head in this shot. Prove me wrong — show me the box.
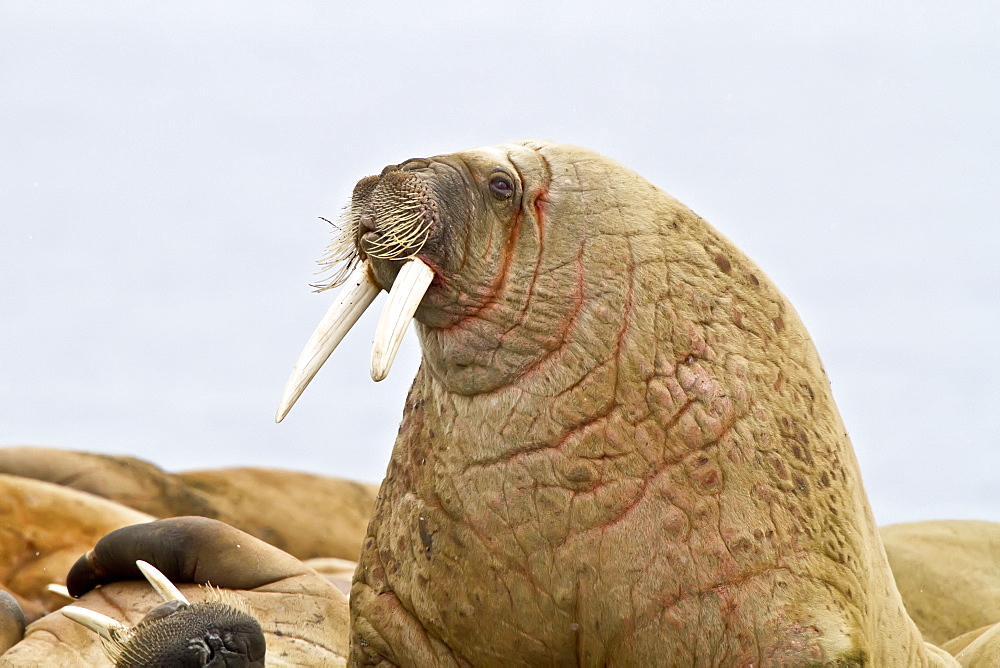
[63,560,265,667]
[277,142,943,665]
[277,141,597,416]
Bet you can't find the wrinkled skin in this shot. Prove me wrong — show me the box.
[349,142,955,665]
[881,520,1000,646]
[0,446,378,561]
[2,479,996,666]
[2,518,349,666]
[3,143,989,665]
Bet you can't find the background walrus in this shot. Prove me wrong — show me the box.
[279,141,956,665]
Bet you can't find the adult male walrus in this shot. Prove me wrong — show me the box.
[276,141,956,665]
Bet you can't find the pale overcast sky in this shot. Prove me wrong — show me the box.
[1,2,997,525]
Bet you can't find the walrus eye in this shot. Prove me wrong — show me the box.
[489,175,514,199]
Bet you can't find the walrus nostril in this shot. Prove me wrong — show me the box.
[357,213,377,247]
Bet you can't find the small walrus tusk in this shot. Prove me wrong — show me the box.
[276,261,381,422]
[370,258,435,382]
[45,583,73,600]
[136,560,189,605]
[61,606,128,641]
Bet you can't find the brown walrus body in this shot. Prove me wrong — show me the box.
[347,142,949,664]
[0,446,378,562]
[3,517,349,666]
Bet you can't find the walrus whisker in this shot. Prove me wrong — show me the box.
[370,257,435,382]
[114,641,153,666]
[362,203,434,262]
[314,209,362,291]
[277,261,381,422]
[199,583,256,617]
[314,199,433,291]
[364,220,432,257]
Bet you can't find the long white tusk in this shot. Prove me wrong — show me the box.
[61,606,128,641]
[136,560,189,605]
[276,262,381,422]
[371,258,434,382]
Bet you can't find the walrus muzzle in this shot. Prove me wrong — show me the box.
[276,162,447,420]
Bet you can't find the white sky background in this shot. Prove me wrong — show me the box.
[1,2,997,526]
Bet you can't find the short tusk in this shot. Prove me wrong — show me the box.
[61,606,128,641]
[371,258,434,382]
[136,560,189,605]
[276,262,381,422]
[45,583,73,600]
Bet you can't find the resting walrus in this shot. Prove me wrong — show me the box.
[880,520,1000,646]
[4,517,349,665]
[0,446,378,562]
[276,141,957,665]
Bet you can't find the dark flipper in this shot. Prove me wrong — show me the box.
[67,516,310,598]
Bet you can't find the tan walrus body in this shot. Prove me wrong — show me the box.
[0,446,378,562]
[343,142,949,665]
[881,520,1000,646]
